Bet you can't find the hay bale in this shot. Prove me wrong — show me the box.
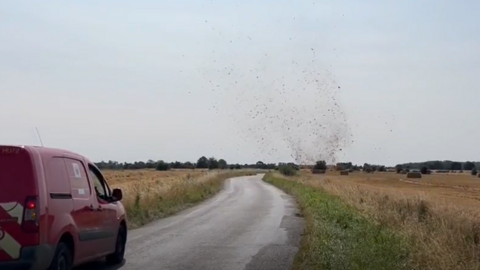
[312,169,326,174]
[407,172,422,179]
[340,170,349,176]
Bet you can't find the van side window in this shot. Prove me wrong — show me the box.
[46,157,71,194]
[88,165,110,201]
[64,158,91,199]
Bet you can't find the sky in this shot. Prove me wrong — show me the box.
[1,1,479,166]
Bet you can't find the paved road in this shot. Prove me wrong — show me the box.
[77,174,304,270]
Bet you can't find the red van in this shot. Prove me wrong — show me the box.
[0,145,127,270]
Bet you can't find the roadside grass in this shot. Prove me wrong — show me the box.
[263,173,410,270]
[116,170,259,228]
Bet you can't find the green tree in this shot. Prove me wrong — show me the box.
[279,164,296,176]
[170,161,183,169]
[432,161,444,170]
[363,163,372,172]
[450,162,462,171]
[208,157,219,170]
[146,159,156,169]
[256,161,265,169]
[313,160,327,170]
[156,160,169,171]
[336,162,353,170]
[196,156,209,169]
[218,159,228,169]
[184,161,194,169]
[463,161,476,171]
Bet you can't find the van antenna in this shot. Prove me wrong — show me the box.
[35,127,44,147]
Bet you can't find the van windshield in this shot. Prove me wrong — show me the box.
[0,147,36,204]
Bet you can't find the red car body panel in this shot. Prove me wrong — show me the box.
[0,145,127,270]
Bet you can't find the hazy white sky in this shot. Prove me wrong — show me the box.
[1,1,479,166]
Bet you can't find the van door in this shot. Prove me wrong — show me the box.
[0,146,39,262]
[86,164,117,253]
[63,157,110,261]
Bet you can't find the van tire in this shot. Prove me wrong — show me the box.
[106,226,126,265]
[48,242,73,270]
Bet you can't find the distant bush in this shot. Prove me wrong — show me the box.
[286,162,300,170]
[279,165,297,176]
[156,160,170,171]
[420,166,431,175]
[472,168,478,176]
[313,160,327,170]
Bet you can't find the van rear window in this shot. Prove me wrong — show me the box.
[0,147,37,202]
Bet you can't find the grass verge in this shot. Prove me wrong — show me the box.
[125,170,257,228]
[263,173,410,270]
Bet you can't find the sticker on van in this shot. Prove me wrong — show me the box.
[72,163,82,178]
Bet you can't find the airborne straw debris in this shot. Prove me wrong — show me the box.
[201,38,351,165]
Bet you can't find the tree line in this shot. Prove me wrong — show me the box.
[333,161,480,172]
[395,160,479,171]
[95,158,479,172]
[94,158,278,171]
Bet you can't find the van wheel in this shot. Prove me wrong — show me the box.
[48,242,72,270]
[106,226,126,265]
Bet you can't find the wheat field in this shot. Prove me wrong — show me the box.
[299,170,480,209]
[104,169,209,206]
[283,170,480,270]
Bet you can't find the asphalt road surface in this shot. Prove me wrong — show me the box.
[77,174,304,270]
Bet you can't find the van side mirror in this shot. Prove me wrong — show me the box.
[112,188,123,202]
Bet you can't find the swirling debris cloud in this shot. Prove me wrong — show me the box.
[202,45,351,165]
